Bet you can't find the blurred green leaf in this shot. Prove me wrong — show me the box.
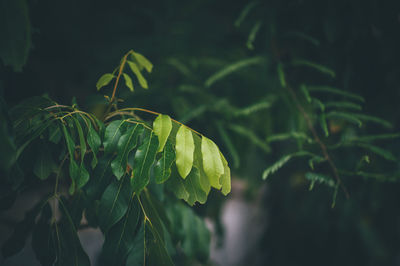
[175,125,194,179]
[153,114,172,152]
[201,136,224,189]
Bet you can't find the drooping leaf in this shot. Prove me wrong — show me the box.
[33,147,56,180]
[131,131,159,194]
[98,175,133,233]
[111,124,143,179]
[182,167,207,206]
[325,101,362,111]
[267,132,312,144]
[205,56,265,87]
[101,193,140,266]
[291,59,336,78]
[219,152,231,196]
[300,84,312,103]
[103,120,125,155]
[357,143,396,161]
[125,224,145,266]
[131,51,153,73]
[87,121,101,168]
[85,155,113,200]
[201,136,224,189]
[154,140,176,184]
[123,73,134,92]
[55,198,91,266]
[234,1,259,27]
[167,202,210,262]
[262,151,314,180]
[73,117,86,163]
[167,167,190,202]
[307,86,365,102]
[352,113,392,129]
[305,172,336,190]
[175,125,194,179]
[320,112,329,137]
[247,20,262,50]
[127,61,148,89]
[96,73,115,91]
[153,114,172,152]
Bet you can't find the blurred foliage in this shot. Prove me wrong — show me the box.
[1,0,400,265]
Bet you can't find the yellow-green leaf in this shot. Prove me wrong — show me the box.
[153,114,172,152]
[127,61,148,89]
[122,73,134,92]
[96,73,114,91]
[175,125,194,179]
[131,51,153,73]
[219,152,231,195]
[201,136,224,189]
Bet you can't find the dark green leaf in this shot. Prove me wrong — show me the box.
[103,120,125,155]
[33,147,57,180]
[111,124,143,179]
[101,193,140,266]
[131,131,159,194]
[154,140,176,184]
[98,175,133,233]
[87,121,101,168]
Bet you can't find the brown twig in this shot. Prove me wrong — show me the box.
[285,85,350,199]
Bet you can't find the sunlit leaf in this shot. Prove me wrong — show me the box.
[131,51,153,73]
[219,152,231,195]
[96,73,115,91]
[175,125,194,179]
[153,114,172,152]
[122,73,134,92]
[201,136,224,189]
[127,61,148,89]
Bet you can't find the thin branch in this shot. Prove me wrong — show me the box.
[285,85,350,199]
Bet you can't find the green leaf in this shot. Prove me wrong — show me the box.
[101,193,140,266]
[234,1,259,27]
[131,51,153,73]
[325,101,362,111]
[262,151,314,180]
[103,120,125,155]
[154,140,176,184]
[352,113,392,129]
[326,111,363,127]
[277,63,286,87]
[284,31,320,46]
[127,61,148,89]
[32,203,55,265]
[291,59,336,78]
[85,155,113,200]
[123,73,134,92]
[267,132,312,144]
[131,131,159,194]
[305,172,335,190]
[167,168,190,202]
[247,20,262,50]
[234,99,275,117]
[307,86,365,102]
[320,112,329,137]
[167,202,210,262]
[153,114,172,152]
[98,175,133,233]
[357,143,396,161]
[175,125,194,179]
[205,56,265,88]
[33,147,56,180]
[300,84,312,103]
[73,117,86,163]
[96,73,115,90]
[182,167,207,205]
[125,224,145,266]
[219,152,231,195]
[201,136,224,189]
[111,124,143,179]
[87,121,101,169]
